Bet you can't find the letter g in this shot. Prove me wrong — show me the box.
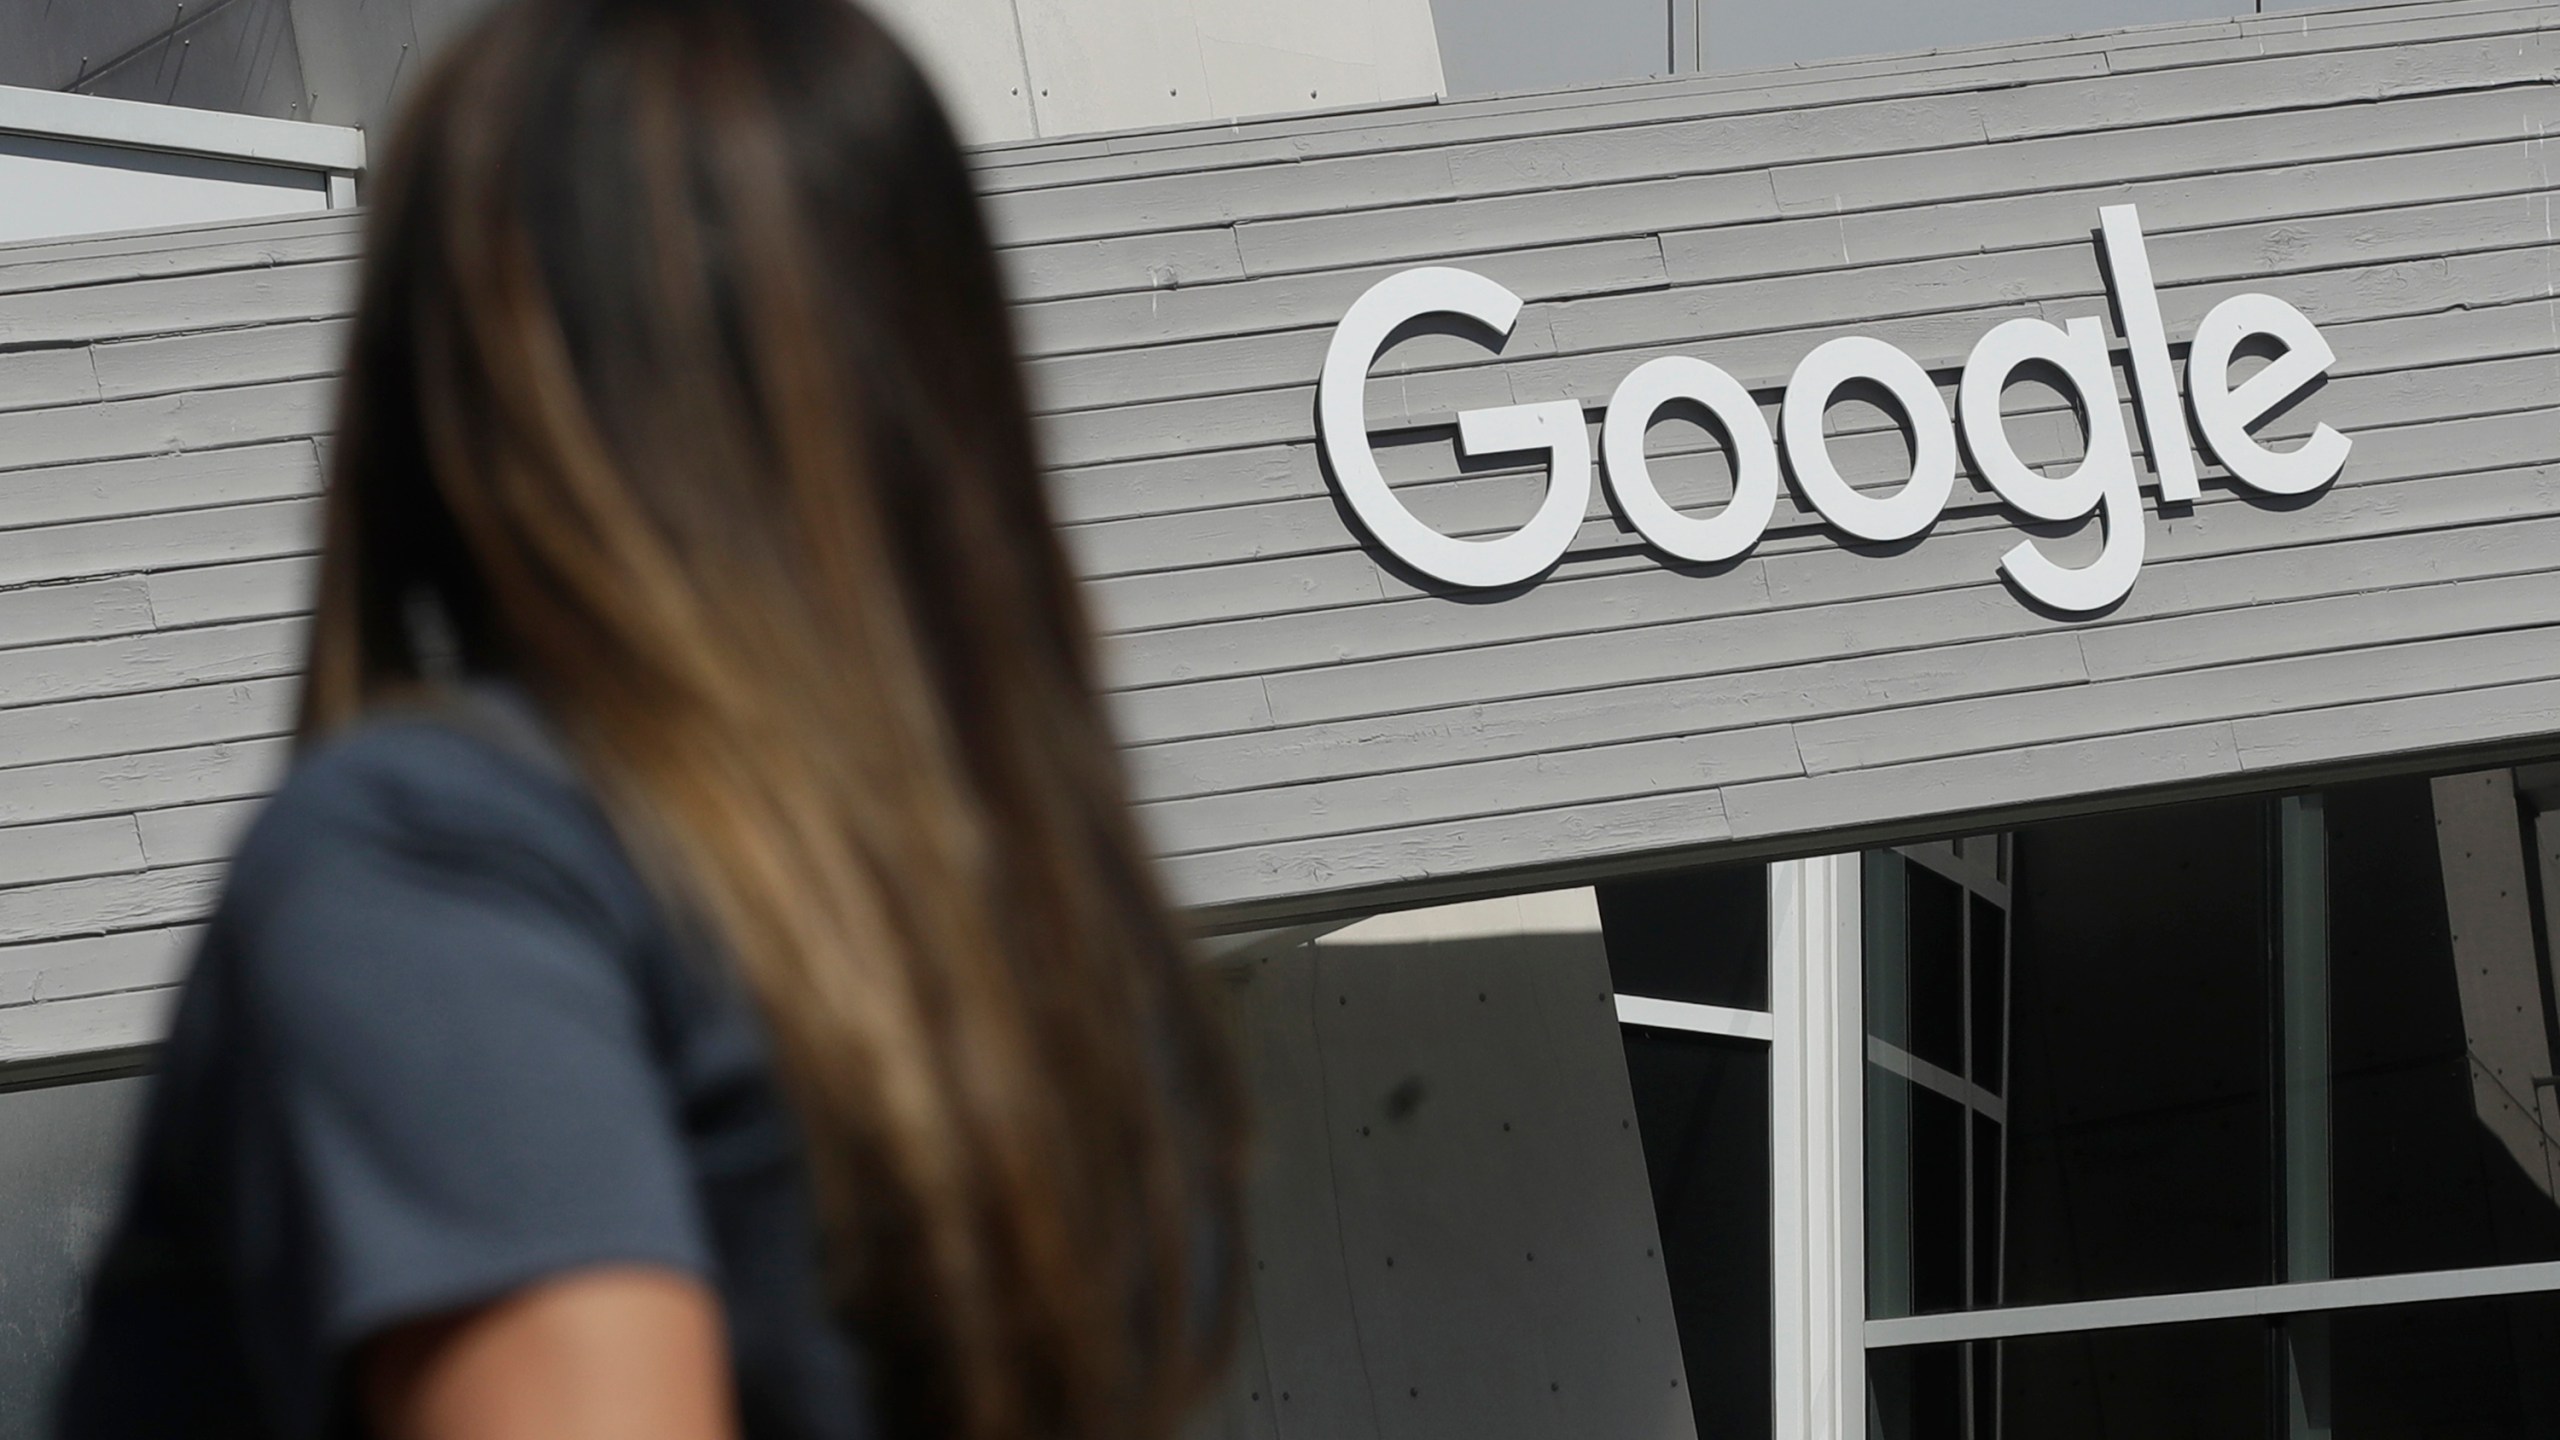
[1317,268,1591,589]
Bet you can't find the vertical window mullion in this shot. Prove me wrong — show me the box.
[2277,794,2335,1440]
[1771,854,1865,1439]
[1669,0,1703,74]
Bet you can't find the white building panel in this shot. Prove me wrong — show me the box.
[865,0,1044,144]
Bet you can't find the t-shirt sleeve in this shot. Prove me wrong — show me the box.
[215,732,709,1421]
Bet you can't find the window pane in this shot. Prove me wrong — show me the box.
[1868,1342,1965,1440]
[0,1074,148,1437]
[1967,894,2005,1097]
[1910,1085,1967,1318]
[2326,774,2560,1280]
[1868,1065,1968,1319]
[1619,1027,1771,1438]
[1598,862,1770,1011]
[2327,1291,2560,1435]
[1971,1112,2001,1309]
[1867,852,1911,1054]
[1429,0,1669,96]
[1999,796,2275,1305]
[1873,1319,2271,1440]
[1905,868,1965,1076]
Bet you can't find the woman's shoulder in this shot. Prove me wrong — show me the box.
[221,691,655,966]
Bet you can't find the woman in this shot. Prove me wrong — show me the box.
[56,1,1246,1436]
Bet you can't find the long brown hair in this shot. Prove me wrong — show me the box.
[297,1,1246,1435]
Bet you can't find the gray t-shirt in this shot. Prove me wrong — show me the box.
[55,688,877,1439]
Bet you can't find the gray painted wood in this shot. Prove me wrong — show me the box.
[0,217,361,298]
[0,679,298,771]
[0,927,197,996]
[147,557,320,628]
[0,816,146,890]
[1124,629,2084,799]
[0,985,179,1064]
[0,384,335,480]
[0,738,293,829]
[0,580,157,653]
[0,620,306,711]
[91,318,352,401]
[1098,459,2545,711]
[0,263,359,348]
[0,441,323,530]
[134,798,263,868]
[0,863,225,946]
[1,0,2557,1052]
[0,500,321,588]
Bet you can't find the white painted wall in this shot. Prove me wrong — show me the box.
[0,134,329,247]
[0,85,360,246]
[860,0,1044,148]
[866,0,1447,144]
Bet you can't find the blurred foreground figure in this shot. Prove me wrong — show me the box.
[56,1,1245,1436]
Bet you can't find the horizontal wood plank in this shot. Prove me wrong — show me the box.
[0,737,293,828]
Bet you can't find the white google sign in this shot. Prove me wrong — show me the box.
[1316,205,2349,612]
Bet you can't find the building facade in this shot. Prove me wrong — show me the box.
[3,0,2559,1436]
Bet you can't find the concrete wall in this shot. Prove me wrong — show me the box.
[868,0,1447,144]
[1195,892,1694,1440]
[2,0,2559,1056]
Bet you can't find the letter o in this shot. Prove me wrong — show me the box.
[1781,337,1958,543]
[1600,357,1779,564]
[1316,268,1592,589]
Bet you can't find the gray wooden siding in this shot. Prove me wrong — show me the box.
[3,0,2559,1061]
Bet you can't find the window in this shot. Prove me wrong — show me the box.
[1865,841,2011,1328]
[1600,758,2560,1437]
[1426,0,1678,97]
[1601,863,1775,1436]
[1863,766,2560,1437]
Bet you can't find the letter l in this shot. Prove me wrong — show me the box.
[2097,204,2199,505]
